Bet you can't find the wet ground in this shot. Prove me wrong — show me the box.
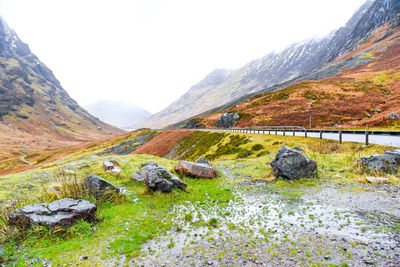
[134,168,400,266]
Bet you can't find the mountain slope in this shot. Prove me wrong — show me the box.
[85,100,151,129]
[183,15,400,129]
[142,0,399,128]
[0,16,124,171]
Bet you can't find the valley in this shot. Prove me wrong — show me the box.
[0,129,399,266]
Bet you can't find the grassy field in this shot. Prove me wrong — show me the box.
[0,130,399,265]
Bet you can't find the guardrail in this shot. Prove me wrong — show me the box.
[203,126,382,146]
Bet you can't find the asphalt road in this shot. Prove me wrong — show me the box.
[212,129,400,147]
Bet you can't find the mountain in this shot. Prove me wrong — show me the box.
[172,0,400,130]
[142,0,399,128]
[85,100,151,130]
[0,16,124,168]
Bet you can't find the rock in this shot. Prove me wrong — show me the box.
[214,112,240,128]
[384,149,400,165]
[365,176,389,184]
[83,175,120,198]
[103,161,114,170]
[184,119,205,129]
[365,113,371,118]
[9,198,96,228]
[132,162,187,193]
[109,167,121,175]
[388,113,399,120]
[174,160,217,179]
[109,159,120,166]
[196,156,210,165]
[58,169,75,175]
[269,146,317,180]
[358,154,398,173]
[373,109,381,114]
[103,160,121,175]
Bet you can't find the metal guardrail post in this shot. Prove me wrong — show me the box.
[283,129,285,136]
[275,129,277,135]
[319,130,322,139]
[339,131,342,144]
[293,129,295,136]
[365,131,369,145]
[305,129,307,138]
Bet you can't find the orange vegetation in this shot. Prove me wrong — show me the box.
[132,130,194,157]
[198,23,400,130]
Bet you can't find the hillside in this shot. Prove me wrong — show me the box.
[0,17,124,171]
[184,15,400,130]
[142,0,400,128]
[85,100,151,130]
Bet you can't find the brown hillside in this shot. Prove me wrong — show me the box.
[197,23,400,130]
[132,130,194,157]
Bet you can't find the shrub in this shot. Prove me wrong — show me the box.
[251,144,264,151]
[236,149,254,159]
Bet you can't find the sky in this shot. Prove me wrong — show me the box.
[0,0,367,114]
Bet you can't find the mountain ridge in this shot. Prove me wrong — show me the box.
[142,0,399,129]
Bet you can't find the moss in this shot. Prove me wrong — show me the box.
[236,149,254,159]
[206,135,249,161]
[251,144,264,151]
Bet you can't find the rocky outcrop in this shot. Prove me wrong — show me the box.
[9,198,96,228]
[196,156,210,165]
[132,162,187,193]
[270,146,317,180]
[358,151,399,173]
[215,113,239,128]
[174,160,217,179]
[83,175,120,198]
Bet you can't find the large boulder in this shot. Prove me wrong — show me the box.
[84,175,120,198]
[9,198,96,228]
[132,162,187,193]
[384,149,400,165]
[174,160,217,179]
[358,154,398,173]
[270,146,317,180]
[214,112,240,128]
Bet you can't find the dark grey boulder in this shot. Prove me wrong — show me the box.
[84,175,120,198]
[132,162,187,193]
[358,154,398,173]
[215,112,240,128]
[384,149,400,165]
[9,198,96,228]
[196,156,210,165]
[270,146,317,180]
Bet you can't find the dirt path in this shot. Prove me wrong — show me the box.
[134,167,400,266]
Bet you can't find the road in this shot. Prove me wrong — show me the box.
[209,129,400,147]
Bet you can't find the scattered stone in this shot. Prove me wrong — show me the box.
[103,160,121,175]
[270,146,317,180]
[214,112,240,128]
[175,160,217,179]
[83,175,120,198]
[373,109,382,114]
[388,113,399,120]
[58,169,75,175]
[365,176,389,184]
[103,161,115,170]
[132,162,187,193]
[358,154,398,173]
[9,198,96,228]
[365,113,371,118]
[196,156,210,165]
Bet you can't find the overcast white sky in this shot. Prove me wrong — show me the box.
[0,0,367,113]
